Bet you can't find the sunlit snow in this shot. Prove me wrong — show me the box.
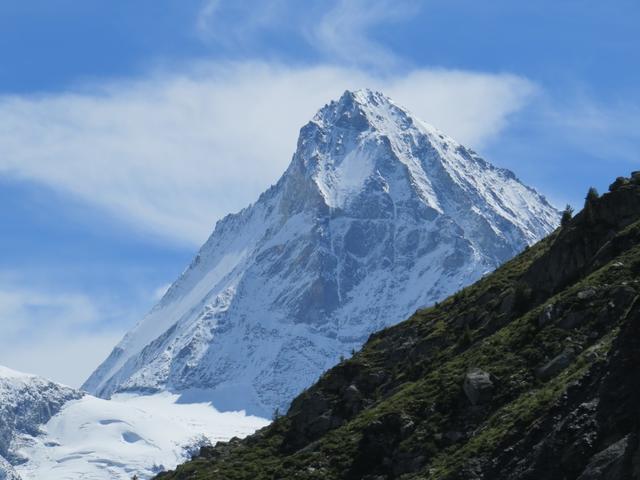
[13,392,268,480]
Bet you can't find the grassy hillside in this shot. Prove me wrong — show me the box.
[157,173,640,480]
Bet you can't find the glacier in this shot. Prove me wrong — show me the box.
[83,89,560,417]
[0,366,267,480]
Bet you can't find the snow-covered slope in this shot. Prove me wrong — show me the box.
[84,89,559,417]
[13,392,268,480]
[0,366,267,480]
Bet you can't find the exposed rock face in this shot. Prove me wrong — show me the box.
[576,435,634,480]
[155,174,640,480]
[0,457,20,480]
[84,90,558,416]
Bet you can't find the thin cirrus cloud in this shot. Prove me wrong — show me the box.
[0,62,537,246]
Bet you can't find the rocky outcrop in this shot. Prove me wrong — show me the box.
[0,456,20,480]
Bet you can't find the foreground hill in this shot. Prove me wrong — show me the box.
[157,172,640,480]
[85,90,557,416]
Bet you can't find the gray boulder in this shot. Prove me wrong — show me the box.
[463,369,495,405]
[577,288,597,300]
[536,349,576,381]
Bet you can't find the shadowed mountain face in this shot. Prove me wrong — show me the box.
[84,90,558,416]
[155,173,640,480]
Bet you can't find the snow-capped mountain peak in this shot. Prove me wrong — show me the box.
[84,90,559,417]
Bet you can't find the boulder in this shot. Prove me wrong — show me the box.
[577,288,597,300]
[536,349,576,381]
[463,369,495,405]
[343,384,363,415]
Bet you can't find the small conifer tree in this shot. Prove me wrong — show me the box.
[584,187,599,224]
[585,187,599,205]
[560,204,574,227]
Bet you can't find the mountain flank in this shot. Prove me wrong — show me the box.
[156,172,640,480]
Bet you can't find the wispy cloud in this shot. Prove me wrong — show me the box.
[309,0,418,68]
[193,0,418,68]
[0,62,536,246]
[195,0,288,47]
[0,283,124,387]
[195,0,222,41]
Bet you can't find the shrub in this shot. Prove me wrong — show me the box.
[458,325,472,348]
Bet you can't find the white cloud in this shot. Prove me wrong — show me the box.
[0,286,124,387]
[310,0,417,68]
[0,62,536,246]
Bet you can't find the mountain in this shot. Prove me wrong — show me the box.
[155,173,640,480]
[84,89,559,416]
[0,366,81,479]
[0,366,267,480]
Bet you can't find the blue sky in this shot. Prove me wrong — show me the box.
[0,0,638,386]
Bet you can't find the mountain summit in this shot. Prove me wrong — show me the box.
[84,90,558,416]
